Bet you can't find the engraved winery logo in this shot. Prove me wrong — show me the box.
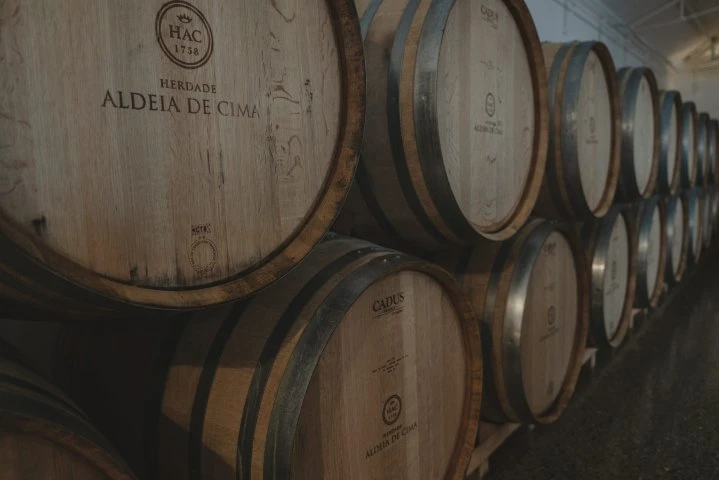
[372,292,405,318]
[156,1,214,69]
[382,395,402,426]
[485,93,496,118]
[480,4,499,28]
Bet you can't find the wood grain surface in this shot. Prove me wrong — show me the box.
[520,231,578,417]
[633,76,657,193]
[0,0,365,308]
[57,237,482,480]
[535,42,619,219]
[601,213,630,340]
[342,0,547,249]
[437,219,588,424]
[658,91,682,194]
[439,0,535,230]
[617,68,659,200]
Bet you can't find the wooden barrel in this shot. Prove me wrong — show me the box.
[664,195,689,285]
[681,102,699,188]
[437,219,588,424]
[633,197,666,309]
[57,236,482,480]
[684,189,704,265]
[339,0,549,250]
[0,341,136,480]
[697,113,711,186]
[702,188,713,248]
[0,0,365,310]
[616,67,660,200]
[533,42,620,219]
[657,91,682,194]
[580,206,636,348]
[709,120,719,184]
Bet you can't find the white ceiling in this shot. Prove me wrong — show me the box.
[600,0,719,70]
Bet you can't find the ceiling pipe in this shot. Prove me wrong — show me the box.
[631,0,681,28]
[635,3,719,31]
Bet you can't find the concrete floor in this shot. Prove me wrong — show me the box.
[489,247,719,479]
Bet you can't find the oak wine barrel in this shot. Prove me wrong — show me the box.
[340,0,548,250]
[697,113,711,186]
[0,341,136,480]
[616,67,660,200]
[0,0,365,310]
[657,91,682,194]
[437,219,588,424]
[533,41,620,219]
[664,195,689,285]
[680,102,699,188]
[57,236,482,480]
[709,120,718,184]
[580,206,636,348]
[633,197,666,309]
[684,189,704,265]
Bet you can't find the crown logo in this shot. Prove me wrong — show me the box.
[178,13,193,23]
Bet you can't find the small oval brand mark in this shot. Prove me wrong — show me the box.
[382,395,402,426]
[156,1,214,69]
[485,93,496,117]
[189,238,218,275]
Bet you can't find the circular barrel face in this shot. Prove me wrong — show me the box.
[292,270,468,479]
[633,76,655,192]
[665,100,679,185]
[438,0,535,230]
[577,51,612,212]
[1,433,111,480]
[0,0,345,289]
[602,214,630,340]
[520,232,578,417]
[645,206,662,295]
[671,198,685,275]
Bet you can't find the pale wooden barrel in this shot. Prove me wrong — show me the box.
[684,189,704,265]
[616,67,660,200]
[697,113,711,186]
[0,341,136,480]
[57,236,482,480]
[681,102,699,188]
[340,0,548,250]
[633,197,666,309]
[437,219,588,424]
[664,195,689,285]
[580,206,636,348]
[709,120,719,184]
[657,91,682,194]
[534,42,620,219]
[0,0,365,310]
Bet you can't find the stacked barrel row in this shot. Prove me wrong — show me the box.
[1,1,719,480]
